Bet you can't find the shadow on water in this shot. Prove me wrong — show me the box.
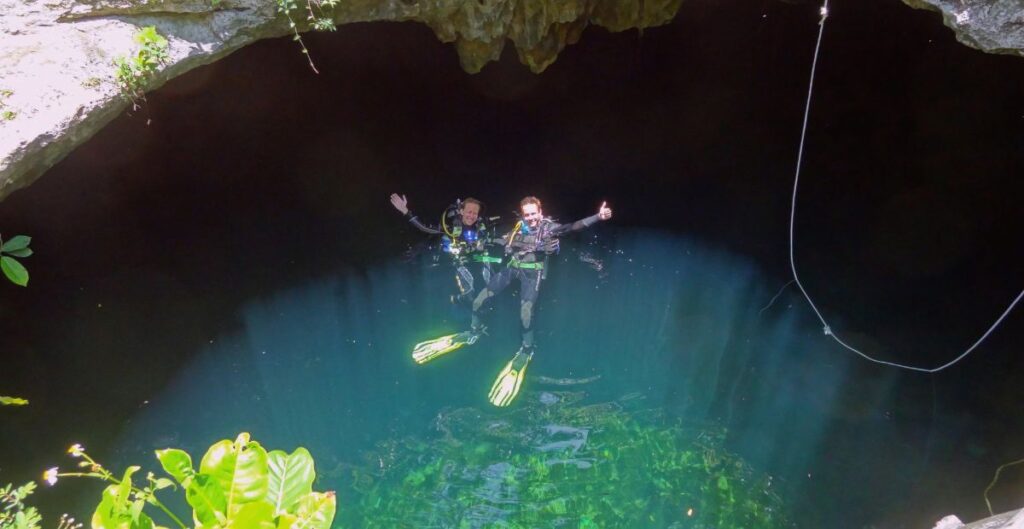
[111,230,938,528]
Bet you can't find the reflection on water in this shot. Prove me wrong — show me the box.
[114,230,937,527]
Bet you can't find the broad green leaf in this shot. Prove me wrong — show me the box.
[289,492,336,529]
[4,248,31,258]
[200,433,269,516]
[130,499,145,523]
[156,448,194,485]
[129,500,156,529]
[265,448,314,515]
[116,466,141,512]
[91,484,120,529]
[230,500,275,529]
[132,510,156,529]
[1,235,30,252]
[275,513,297,529]
[137,27,159,44]
[1,256,28,286]
[185,474,226,526]
[0,396,28,406]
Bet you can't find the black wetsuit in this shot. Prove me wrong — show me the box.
[472,213,602,350]
[405,209,498,303]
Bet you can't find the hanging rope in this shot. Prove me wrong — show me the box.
[786,0,1024,373]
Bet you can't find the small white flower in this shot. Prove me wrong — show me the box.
[43,467,59,486]
[67,443,84,457]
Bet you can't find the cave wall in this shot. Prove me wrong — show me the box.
[0,0,1018,202]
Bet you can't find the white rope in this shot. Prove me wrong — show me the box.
[787,0,1024,373]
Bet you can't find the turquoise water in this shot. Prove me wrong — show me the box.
[99,230,934,527]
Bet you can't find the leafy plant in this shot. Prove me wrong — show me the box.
[1,234,32,287]
[46,434,335,529]
[0,89,13,121]
[114,26,169,110]
[0,482,41,529]
[276,0,338,73]
[0,482,80,529]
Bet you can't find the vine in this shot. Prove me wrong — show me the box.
[276,0,338,73]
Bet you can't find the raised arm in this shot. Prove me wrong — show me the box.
[551,201,613,235]
[389,193,441,235]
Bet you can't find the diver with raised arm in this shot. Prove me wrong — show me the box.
[389,193,502,363]
[474,197,613,407]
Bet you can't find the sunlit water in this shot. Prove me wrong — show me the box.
[108,230,934,528]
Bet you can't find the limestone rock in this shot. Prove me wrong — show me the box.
[902,0,1024,58]
[3,0,1023,201]
[932,514,965,529]
[0,0,284,201]
[0,0,681,201]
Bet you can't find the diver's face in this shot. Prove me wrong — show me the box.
[521,203,542,228]
[460,202,480,226]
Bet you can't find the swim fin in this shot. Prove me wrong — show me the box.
[488,348,534,407]
[412,328,483,364]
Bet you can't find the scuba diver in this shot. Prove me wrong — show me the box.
[474,196,613,407]
[389,193,502,363]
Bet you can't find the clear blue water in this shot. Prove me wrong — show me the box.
[3,3,1022,524]
[89,230,936,527]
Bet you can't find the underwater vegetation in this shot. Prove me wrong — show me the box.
[335,392,793,529]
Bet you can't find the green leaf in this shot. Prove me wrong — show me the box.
[265,448,314,515]
[92,484,121,529]
[129,498,146,525]
[0,396,29,406]
[4,247,32,258]
[1,256,28,286]
[289,491,336,529]
[156,448,195,485]
[152,477,175,491]
[199,433,268,517]
[275,513,297,529]
[1,235,30,252]
[136,26,159,44]
[135,512,156,529]
[230,500,275,529]
[185,474,226,526]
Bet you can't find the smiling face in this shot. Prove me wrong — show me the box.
[460,201,480,226]
[521,202,543,229]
